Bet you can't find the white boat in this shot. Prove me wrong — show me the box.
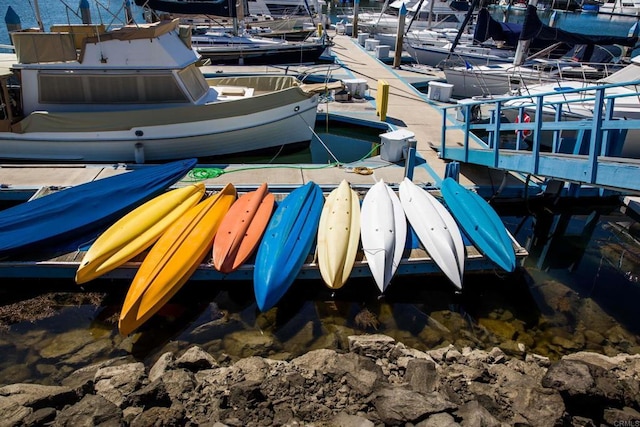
[501,55,640,159]
[247,0,323,17]
[444,45,628,99]
[190,29,330,65]
[357,0,471,34]
[0,19,319,163]
[599,0,640,15]
[360,179,407,293]
[399,177,465,289]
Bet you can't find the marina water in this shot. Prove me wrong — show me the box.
[0,0,638,385]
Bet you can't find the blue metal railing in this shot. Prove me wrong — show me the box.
[439,79,640,193]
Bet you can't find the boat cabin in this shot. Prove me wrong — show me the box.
[0,19,228,122]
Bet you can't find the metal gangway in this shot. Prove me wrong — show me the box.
[438,79,640,193]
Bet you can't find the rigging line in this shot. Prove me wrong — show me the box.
[308,125,341,165]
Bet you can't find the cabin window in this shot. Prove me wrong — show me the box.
[38,72,189,104]
[178,65,209,101]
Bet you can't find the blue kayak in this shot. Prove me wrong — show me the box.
[0,158,197,258]
[254,181,324,311]
[440,178,516,272]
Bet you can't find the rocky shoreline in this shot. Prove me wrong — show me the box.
[1,334,639,426]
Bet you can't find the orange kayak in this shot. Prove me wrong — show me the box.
[119,183,236,335]
[212,183,275,273]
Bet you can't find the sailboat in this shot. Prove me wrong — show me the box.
[135,0,332,65]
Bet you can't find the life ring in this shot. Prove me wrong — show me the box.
[515,113,532,138]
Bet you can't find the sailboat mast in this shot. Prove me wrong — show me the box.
[513,0,538,66]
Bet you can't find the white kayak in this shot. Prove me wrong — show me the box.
[399,177,465,289]
[360,179,407,293]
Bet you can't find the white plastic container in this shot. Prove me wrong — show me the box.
[427,81,454,102]
[375,45,390,59]
[380,129,415,162]
[343,78,368,99]
[364,38,380,51]
[357,32,370,46]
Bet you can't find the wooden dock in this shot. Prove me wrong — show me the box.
[0,34,531,281]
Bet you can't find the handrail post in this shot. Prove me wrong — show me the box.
[602,97,615,156]
[587,87,605,184]
[552,104,562,153]
[532,96,543,174]
[493,102,502,168]
[441,109,447,159]
[463,104,471,163]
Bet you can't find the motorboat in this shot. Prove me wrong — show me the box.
[356,0,471,34]
[443,44,629,98]
[409,5,637,70]
[501,55,640,159]
[0,19,320,163]
[190,28,331,65]
[599,0,640,15]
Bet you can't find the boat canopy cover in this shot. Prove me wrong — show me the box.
[519,5,638,47]
[134,0,237,17]
[473,8,522,48]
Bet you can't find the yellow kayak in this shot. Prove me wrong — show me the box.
[75,183,205,284]
[118,183,236,336]
[317,179,361,289]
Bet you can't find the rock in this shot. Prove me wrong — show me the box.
[478,319,519,341]
[405,358,438,394]
[22,407,57,425]
[129,404,185,427]
[416,412,461,427]
[125,379,171,408]
[542,359,625,406]
[61,357,131,396]
[602,407,640,425]
[39,329,96,359]
[222,330,279,358]
[53,394,121,427]
[0,400,32,427]
[160,369,196,403]
[329,412,375,427]
[94,362,146,407]
[373,387,456,425]
[176,346,217,371]
[348,334,396,359]
[0,383,76,409]
[149,352,175,383]
[233,356,272,383]
[454,401,502,427]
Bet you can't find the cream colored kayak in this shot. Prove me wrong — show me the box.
[361,179,407,293]
[317,179,361,289]
[118,183,236,336]
[75,183,205,284]
[399,177,465,289]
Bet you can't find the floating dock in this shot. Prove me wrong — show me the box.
[0,32,561,281]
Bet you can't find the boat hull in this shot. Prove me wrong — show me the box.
[76,183,206,284]
[1,84,318,163]
[360,179,407,293]
[440,178,516,272]
[399,178,465,289]
[0,159,197,258]
[118,183,237,336]
[212,183,275,273]
[254,181,324,311]
[317,180,361,289]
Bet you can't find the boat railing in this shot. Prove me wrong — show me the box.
[438,78,640,192]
